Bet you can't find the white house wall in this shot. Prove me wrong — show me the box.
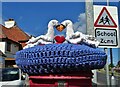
[0,42,6,54]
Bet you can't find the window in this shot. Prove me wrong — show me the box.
[7,42,11,52]
[1,68,19,81]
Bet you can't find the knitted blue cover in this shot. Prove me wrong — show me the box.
[15,43,107,75]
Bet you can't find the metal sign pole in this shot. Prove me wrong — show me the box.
[107,0,109,6]
[106,0,116,86]
[105,0,111,86]
[104,48,110,86]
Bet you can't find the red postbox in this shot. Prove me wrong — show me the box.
[29,71,93,87]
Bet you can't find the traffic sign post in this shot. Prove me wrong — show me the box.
[94,5,119,86]
[94,5,119,48]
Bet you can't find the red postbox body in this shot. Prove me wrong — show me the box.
[29,71,93,87]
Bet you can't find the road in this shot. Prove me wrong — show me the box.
[96,72,120,86]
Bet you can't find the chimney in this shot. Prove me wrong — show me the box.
[4,18,16,28]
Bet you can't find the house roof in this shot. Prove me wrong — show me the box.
[0,24,30,47]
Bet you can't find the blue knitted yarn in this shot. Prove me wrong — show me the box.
[15,43,107,75]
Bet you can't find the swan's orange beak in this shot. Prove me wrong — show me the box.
[56,24,65,32]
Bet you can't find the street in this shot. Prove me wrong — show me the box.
[97,71,120,86]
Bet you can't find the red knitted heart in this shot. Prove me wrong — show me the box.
[54,36,65,43]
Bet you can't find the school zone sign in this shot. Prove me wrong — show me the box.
[94,5,119,48]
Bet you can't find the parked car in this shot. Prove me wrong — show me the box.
[0,68,25,87]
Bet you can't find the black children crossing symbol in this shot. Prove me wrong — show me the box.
[94,7,117,28]
[104,16,110,25]
[99,16,110,25]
